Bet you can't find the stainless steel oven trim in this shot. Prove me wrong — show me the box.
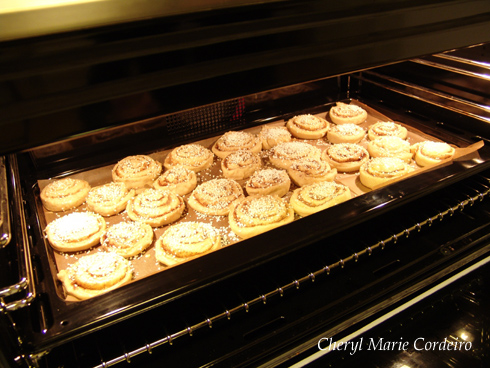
[0,156,10,248]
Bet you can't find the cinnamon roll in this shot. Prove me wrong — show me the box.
[228,195,294,239]
[221,150,262,180]
[321,143,369,173]
[40,178,91,212]
[155,222,221,266]
[259,126,292,149]
[164,144,214,173]
[327,123,366,144]
[286,114,330,139]
[57,252,133,300]
[290,181,352,217]
[188,178,244,216]
[86,182,135,216]
[153,165,197,196]
[359,157,414,189]
[112,155,162,190]
[212,131,262,158]
[367,136,412,163]
[287,158,337,187]
[269,141,321,170]
[45,212,106,252]
[411,141,456,167]
[126,189,185,227]
[101,221,154,258]
[245,169,291,197]
[329,102,367,125]
[368,121,408,140]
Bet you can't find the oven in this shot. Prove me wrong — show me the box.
[2,1,490,367]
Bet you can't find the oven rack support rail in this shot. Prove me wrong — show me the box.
[85,174,490,368]
[0,155,36,314]
[356,50,490,124]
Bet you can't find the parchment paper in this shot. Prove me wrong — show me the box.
[38,100,483,301]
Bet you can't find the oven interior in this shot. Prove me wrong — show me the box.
[2,42,490,368]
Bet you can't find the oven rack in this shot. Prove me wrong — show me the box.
[89,174,490,368]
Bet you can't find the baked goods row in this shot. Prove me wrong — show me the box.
[40,101,457,300]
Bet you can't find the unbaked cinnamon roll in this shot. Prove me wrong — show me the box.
[286,114,330,139]
[259,126,292,149]
[367,136,412,163]
[368,121,408,140]
[229,195,294,239]
[329,102,367,125]
[269,141,321,169]
[57,252,133,300]
[101,221,154,258]
[287,158,337,187]
[86,182,135,216]
[411,141,456,167]
[163,144,214,173]
[155,222,221,266]
[188,178,244,216]
[321,143,369,173]
[359,157,414,189]
[45,212,106,252]
[245,168,291,197]
[40,178,91,212]
[221,150,262,180]
[327,123,366,144]
[212,131,262,158]
[126,189,185,227]
[290,181,352,217]
[153,165,197,196]
[112,155,162,190]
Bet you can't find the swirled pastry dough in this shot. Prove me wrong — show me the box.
[41,178,91,212]
[45,212,106,252]
[155,222,221,266]
[329,102,367,125]
[286,114,329,139]
[359,157,414,189]
[367,136,412,163]
[112,155,162,190]
[245,169,291,197]
[269,141,321,169]
[221,150,262,180]
[212,131,262,158]
[287,158,337,187]
[290,181,351,217]
[164,144,214,173]
[259,126,292,149]
[86,182,135,216]
[126,189,185,227]
[327,123,366,144]
[57,252,133,300]
[188,178,244,216]
[153,165,197,196]
[321,143,369,173]
[101,221,153,258]
[368,121,408,140]
[411,141,455,167]
[229,195,294,239]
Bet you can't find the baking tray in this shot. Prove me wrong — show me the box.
[37,100,483,301]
